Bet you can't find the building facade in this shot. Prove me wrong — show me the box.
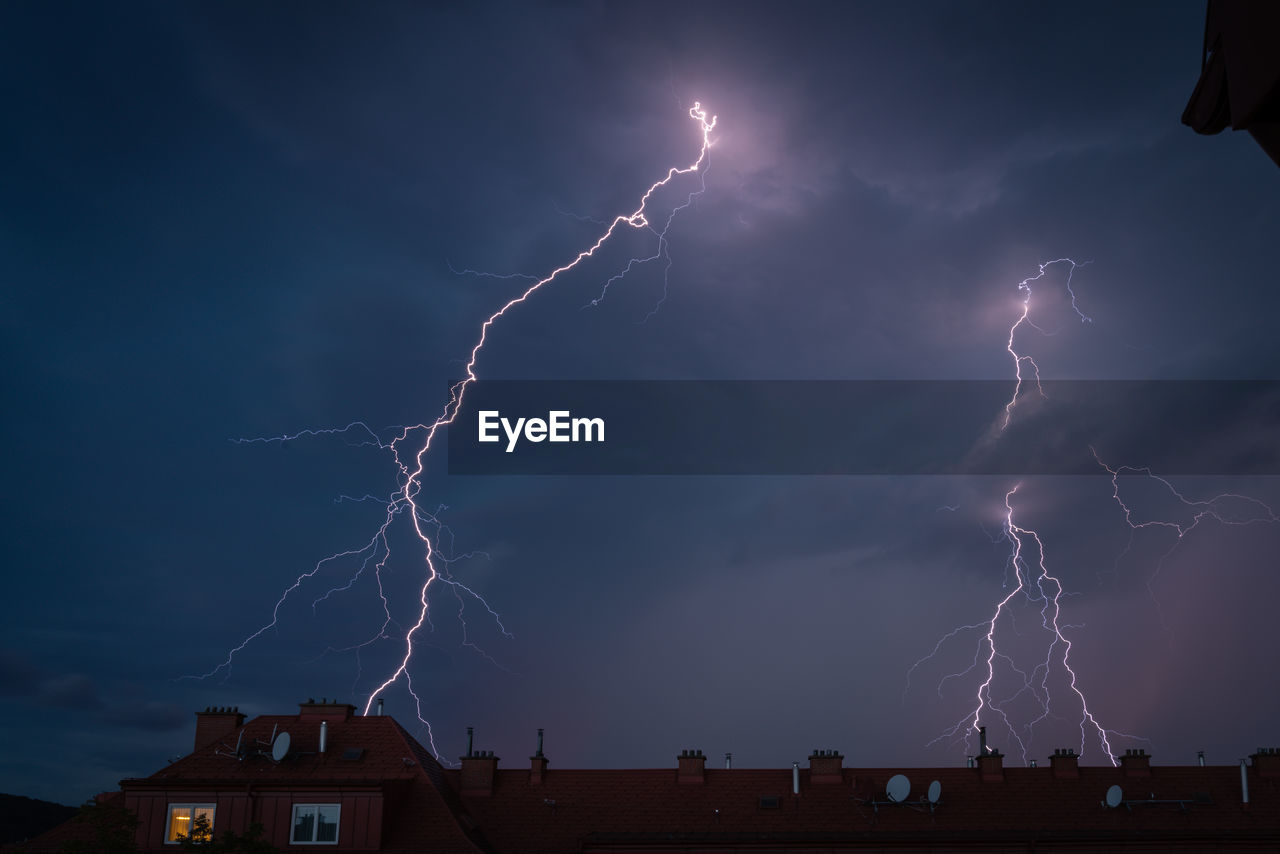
[11,701,1280,852]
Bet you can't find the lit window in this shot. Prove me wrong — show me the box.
[166,804,215,844]
[291,804,340,845]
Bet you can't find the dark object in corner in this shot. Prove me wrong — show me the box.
[1183,1,1280,167]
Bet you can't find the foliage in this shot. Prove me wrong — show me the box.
[60,797,139,854]
[177,815,281,853]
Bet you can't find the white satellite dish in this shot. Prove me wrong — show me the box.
[1104,784,1123,809]
[271,731,291,762]
[927,780,941,804]
[886,774,911,803]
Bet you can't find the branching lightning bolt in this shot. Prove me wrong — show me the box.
[1093,448,1280,639]
[910,260,1133,766]
[188,103,716,754]
[913,257,1277,769]
[1003,258,1091,428]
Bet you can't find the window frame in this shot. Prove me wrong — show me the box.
[290,803,341,845]
[165,803,216,845]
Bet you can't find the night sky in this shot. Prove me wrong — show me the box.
[4,2,1279,806]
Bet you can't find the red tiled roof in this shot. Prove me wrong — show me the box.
[450,763,1280,851]
[13,709,1280,852]
[122,712,486,854]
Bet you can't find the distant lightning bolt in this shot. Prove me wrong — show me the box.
[913,260,1134,766]
[188,103,715,754]
[1003,258,1091,428]
[917,257,1277,767]
[1093,448,1280,639]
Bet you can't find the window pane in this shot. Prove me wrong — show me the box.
[193,807,215,841]
[167,807,191,842]
[293,806,315,842]
[316,805,339,842]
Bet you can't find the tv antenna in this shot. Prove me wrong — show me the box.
[214,729,245,761]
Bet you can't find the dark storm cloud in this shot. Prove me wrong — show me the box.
[4,0,1278,805]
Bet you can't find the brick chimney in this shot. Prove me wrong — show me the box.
[1251,748,1280,777]
[194,706,245,751]
[299,698,355,721]
[1050,748,1079,779]
[677,749,706,784]
[460,749,499,797]
[530,728,548,785]
[808,749,844,784]
[978,749,1004,782]
[1120,748,1151,778]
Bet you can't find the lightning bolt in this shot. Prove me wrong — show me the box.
[189,102,716,754]
[911,260,1133,766]
[1003,258,1091,428]
[915,257,1278,768]
[1093,448,1280,640]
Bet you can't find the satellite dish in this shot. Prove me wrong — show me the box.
[1104,784,1123,809]
[271,731,291,762]
[927,780,941,804]
[886,774,911,803]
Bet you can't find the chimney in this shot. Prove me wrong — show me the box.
[376,698,384,717]
[1120,748,1151,778]
[319,721,328,754]
[460,735,499,798]
[1241,759,1250,805]
[194,706,246,752]
[978,749,1004,782]
[299,698,355,721]
[1050,748,1079,779]
[677,749,705,784]
[792,761,800,795]
[725,752,732,770]
[1252,748,1280,778]
[808,749,844,784]
[530,729,548,785]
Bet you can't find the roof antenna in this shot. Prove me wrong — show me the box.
[725,752,732,770]
[978,726,988,755]
[376,698,384,717]
[466,726,475,758]
[1197,750,1205,767]
[792,761,800,795]
[535,728,544,758]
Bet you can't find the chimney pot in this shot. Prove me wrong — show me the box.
[1121,749,1152,778]
[677,749,706,784]
[1050,748,1079,779]
[460,748,499,796]
[978,750,1004,782]
[1251,748,1280,777]
[531,732,549,785]
[808,749,844,784]
[298,700,355,721]
[193,705,246,752]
